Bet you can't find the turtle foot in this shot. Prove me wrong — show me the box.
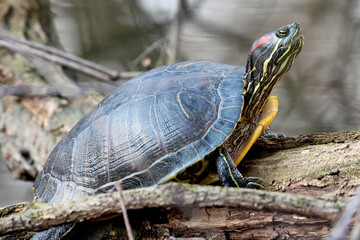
[242,177,265,189]
[262,126,286,138]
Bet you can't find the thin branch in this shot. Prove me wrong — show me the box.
[156,0,187,65]
[0,84,81,97]
[131,38,165,66]
[0,78,146,97]
[0,31,119,82]
[131,0,188,67]
[118,71,142,79]
[328,185,360,240]
[115,183,134,240]
[0,183,347,236]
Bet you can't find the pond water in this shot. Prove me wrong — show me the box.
[1,0,360,206]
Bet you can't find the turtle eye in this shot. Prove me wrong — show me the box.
[276,28,289,38]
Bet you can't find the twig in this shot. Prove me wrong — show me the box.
[118,71,142,80]
[169,0,187,63]
[0,81,123,97]
[131,38,165,65]
[0,31,119,82]
[0,84,80,97]
[156,0,187,65]
[350,213,360,240]
[115,182,134,240]
[327,185,360,240]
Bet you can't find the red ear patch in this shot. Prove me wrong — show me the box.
[251,35,274,53]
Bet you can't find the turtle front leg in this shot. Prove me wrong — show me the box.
[215,147,263,189]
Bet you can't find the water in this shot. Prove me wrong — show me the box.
[1,0,360,206]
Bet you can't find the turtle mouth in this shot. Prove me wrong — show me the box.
[282,31,304,48]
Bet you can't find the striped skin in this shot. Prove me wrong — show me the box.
[243,22,303,121]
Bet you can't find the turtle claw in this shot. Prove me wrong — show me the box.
[242,177,265,189]
[246,182,265,189]
[263,133,286,138]
[262,126,286,138]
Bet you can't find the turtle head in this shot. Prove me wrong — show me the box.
[242,22,303,120]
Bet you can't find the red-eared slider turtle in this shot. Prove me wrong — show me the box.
[32,23,303,239]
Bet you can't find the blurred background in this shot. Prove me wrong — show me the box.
[1,0,360,205]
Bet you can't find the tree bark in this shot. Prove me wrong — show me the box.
[0,0,101,180]
[242,131,360,199]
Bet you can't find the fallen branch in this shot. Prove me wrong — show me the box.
[0,183,347,236]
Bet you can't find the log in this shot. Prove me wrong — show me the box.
[0,131,359,239]
[0,183,348,238]
[242,131,360,199]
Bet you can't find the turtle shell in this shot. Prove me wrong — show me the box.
[34,60,245,203]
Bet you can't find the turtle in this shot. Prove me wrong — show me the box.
[31,22,303,239]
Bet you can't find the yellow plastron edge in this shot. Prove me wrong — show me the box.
[234,95,278,165]
[199,96,278,185]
